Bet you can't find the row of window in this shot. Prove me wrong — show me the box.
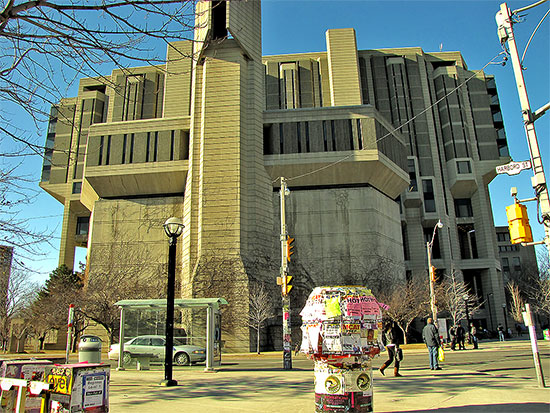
[501,256,521,272]
[498,245,519,253]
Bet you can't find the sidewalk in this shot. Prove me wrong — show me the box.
[107,338,549,412]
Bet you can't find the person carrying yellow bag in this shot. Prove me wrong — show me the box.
[422,318,442,370]
[438,346,445,363]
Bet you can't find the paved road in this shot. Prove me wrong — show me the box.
[107,338,550,412]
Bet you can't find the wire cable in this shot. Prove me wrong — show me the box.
[521,8,550,65]
[283,51,505,183]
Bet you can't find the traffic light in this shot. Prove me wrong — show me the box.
[282,275,293,295]
[286,236,295,262]
[430,266,436,282]
[506,203,533,244]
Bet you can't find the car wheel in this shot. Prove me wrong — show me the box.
[122,352,132,365]
[174,352,190,366]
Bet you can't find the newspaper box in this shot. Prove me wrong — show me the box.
[0,359,53,412]
[44,363,109,413]
[300,286,385,413]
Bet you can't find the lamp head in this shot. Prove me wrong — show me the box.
[436,220,443,229]
[163,217,184,238]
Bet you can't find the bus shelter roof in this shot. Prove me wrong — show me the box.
[115,298,228,309]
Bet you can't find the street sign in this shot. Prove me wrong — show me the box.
[495,160,531,176]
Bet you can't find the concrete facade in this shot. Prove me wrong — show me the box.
[40,1,509,350]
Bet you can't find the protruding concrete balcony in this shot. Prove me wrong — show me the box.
[263,106,409,199]
[448,158,478,198]
[83,117,190,198]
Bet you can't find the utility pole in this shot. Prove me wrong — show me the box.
[279,177,292,370]
[523,303,545,388]
[496,2,550,256]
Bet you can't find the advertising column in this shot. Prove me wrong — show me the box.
[299,286,385,413]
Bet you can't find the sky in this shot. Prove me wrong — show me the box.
[6,0,549,282]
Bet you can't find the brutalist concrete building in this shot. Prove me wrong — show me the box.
[40,1,509,350]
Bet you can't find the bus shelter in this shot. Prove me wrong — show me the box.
[114,298,227,371]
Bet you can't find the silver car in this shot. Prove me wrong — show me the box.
[108,335,206,366]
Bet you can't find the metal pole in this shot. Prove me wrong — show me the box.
[65,304,74,364]
[502,304,509,332]
[117,307,125,371]
[161,236,178,386]
[524,303,546,388]
[280,177,292,370]
[487,294,494,331]
[427,241,437,324]
[205,305,214,371]
[498,3,550,256]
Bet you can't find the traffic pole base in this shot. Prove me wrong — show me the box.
[159,379,178,387]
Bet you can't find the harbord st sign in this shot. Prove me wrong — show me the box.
[496,160,531,176]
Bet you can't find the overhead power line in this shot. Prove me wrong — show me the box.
[284,51,506,183]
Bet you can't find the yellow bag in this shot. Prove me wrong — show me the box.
[438,346,445,362]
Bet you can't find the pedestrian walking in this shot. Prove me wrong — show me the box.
[497,324,505,341]
[449,325,457,350]
[470,323,479,349]
[457,324,466,350]
[516,323,522,337]
[379,322,402,377]
[422,318,442,370]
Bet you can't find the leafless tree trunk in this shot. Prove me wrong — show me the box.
[439,271,482,327]
[378,275,430,344]
[247,282,274,354]
[507,281,525,323]
[0,267,38,352]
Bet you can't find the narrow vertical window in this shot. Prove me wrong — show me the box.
[356,119,363,150]
[170,130,175,161]
[129,134,134,163]
[330,120,336,151]
[122,134,127,164]
[305,122,311,152]
[153,131,159,162]
[146,132,150,162]
[279,123,284,154]
[105,135,111,165]
[296,122,302,153]
[98,136,104,166]
[322,120,328,152]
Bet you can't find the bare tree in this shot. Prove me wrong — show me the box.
[0,165,55,261]
[507,281,525,323]
[1,0,197,152]
[439,272,482,327]
[81,244,166,344]
[1,0,199,264]
[0,267,38,351]
[247,282,274,354]
[378,275,430,344]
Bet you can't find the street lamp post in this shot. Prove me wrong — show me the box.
[161,217,184,387]
[463,294,471,343]
[502,303,509,334]
[487,293,494,331]
[427,220,443,324]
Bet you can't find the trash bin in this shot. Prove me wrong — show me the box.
[78,335,102,363]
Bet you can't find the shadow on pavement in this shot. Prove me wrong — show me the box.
[110,375,313,409]
[377,402,550,412]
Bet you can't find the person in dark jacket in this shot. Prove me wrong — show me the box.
[422,318,442,370]
[456,324,466,350]
[379,322,402,377]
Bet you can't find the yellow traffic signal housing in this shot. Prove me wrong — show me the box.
[430,266,437,282]
[286,236,295,262]
[506,203,533,244]
[282,275,293,295]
